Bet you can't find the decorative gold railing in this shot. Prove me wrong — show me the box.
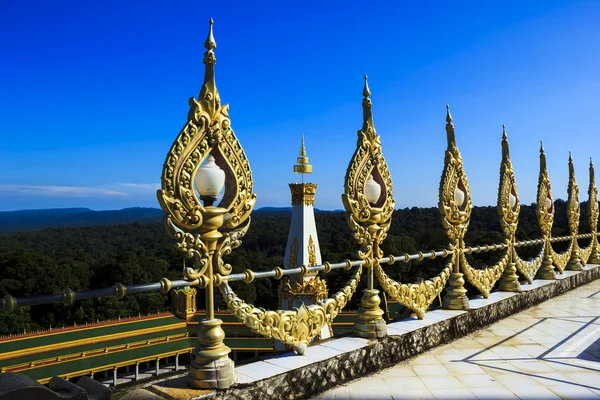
[2,19,600,390]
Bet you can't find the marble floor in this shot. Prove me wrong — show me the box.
[312,278,600,399]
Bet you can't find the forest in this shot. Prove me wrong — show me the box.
[0,200,590,335]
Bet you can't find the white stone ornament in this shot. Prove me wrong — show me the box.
[454,187,465,208]
[545,197,552,211]
[365,174,381,204]
[195,155,226,198]
[509,193,517,209]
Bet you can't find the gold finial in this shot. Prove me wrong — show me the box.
[361,75,374,135]
[445,104,457,151]
[193,18,220,119]
[590,157,596,188]
[294,134,313,181]
[540,141,547,172]
[446,104,453,123]
[569,152,575,176]
[205,18,216,50]
[363,74,371,98]
[501,125,510,160]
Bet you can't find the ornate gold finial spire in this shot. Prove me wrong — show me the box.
[193,18,220,119]
[539,141,547,173]
[501,125,510,160]
[294,134,313,181]
[362,75,375,135]
[445,104,458,154]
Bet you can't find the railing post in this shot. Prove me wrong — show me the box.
[187,225,235,389]
[343,75,393,338]
[439,105,469,310]
[498,126,521,292]
[589,158,600,264]
[536,142,556,279]
[156,19,256,389]
[566,153,583,271]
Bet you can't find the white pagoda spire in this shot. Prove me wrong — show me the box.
[279,136,329,316]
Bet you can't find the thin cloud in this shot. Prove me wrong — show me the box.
[117,183,161,190]
[0,184,126,197]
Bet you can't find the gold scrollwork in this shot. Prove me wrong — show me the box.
[513,243,546,283]
[550,240,573,273]
[342,75,395,259]
[219,265,362,352]
[374,263,452,319]
[460,252,509,298]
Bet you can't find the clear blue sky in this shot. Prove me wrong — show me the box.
[1,0,599,211]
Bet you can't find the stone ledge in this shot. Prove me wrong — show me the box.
[154,264,600,400]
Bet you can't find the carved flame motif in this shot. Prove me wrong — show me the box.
[586,158,600,264]
[567,153,581,237]
[439,105,473,242]
[157,19,256,244]
[342,76,395,258]
[497,126,520,239]
[536,142,554,238]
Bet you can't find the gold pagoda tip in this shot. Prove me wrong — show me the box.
[569,151,573,162]
[362,75,371,98]
[540,140,544,153]
[294,134,312,175]
[502,124,507,140]
[446,104,452,123]
[205,18,216,50]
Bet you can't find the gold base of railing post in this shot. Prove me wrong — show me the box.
[353,288,387,338]
[442,272,469,310]
[566,242,583,271]
[188,319,235,389]
[536,252,556,279]
[590,242,600,264]
[499,262,521,292]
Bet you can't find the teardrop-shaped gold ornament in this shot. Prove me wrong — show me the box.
[342,75,395,258]
[157,19,256,235]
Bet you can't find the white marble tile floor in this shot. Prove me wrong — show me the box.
[311,277,600,399]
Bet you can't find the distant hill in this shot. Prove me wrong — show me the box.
[0,206,344,234]
[0,207,164,234]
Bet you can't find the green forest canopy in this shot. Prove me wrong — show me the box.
[0,200,589,335]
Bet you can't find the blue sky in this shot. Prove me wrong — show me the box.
[1,0,599,211]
